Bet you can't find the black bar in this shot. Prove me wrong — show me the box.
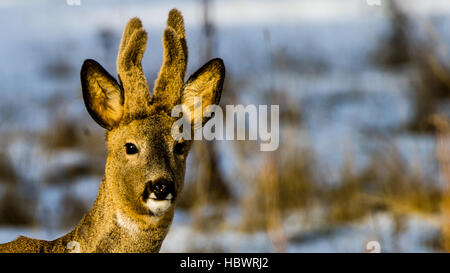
[0,253,446,272]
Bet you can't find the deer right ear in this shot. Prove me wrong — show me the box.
[181,58,225,127]
[81,59,124,130]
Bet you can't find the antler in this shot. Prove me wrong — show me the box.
[153,8,188,111]
[117,17,151,116]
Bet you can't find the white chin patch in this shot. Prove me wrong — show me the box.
[145,199,172,216]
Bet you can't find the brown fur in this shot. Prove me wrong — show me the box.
[0,8,225,253]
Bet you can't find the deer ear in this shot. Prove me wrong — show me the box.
[181,58,225,126]
[81,59,124,130]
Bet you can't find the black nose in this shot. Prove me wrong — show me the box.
[144,179,175,200]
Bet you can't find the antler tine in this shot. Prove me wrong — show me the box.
[118,17,143,62]
[117,17,152,116]
[153,8,188,111]
[167,8,188,61]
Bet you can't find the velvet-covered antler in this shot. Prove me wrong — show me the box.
[117,17,151,116]
[152,9,188,111]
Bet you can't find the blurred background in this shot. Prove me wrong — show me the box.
[1,0,450,252]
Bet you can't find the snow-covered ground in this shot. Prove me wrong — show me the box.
[0,211,441,253]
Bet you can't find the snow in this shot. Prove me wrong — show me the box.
[160,211,441,253]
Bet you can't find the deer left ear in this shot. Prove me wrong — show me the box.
[181,58,225,126]
[80,59,124,130]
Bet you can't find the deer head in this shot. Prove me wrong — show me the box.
[80,9,224,221]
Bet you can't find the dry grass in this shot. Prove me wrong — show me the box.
[324,157,376,225]
[371,0,413,67]
[237,138,440,243]
[27,115,106,227]
[371,0,450,132]
[410,50,450,132]
[39,117,106,155]
[325,150,441,226]
[240,144,319,233]
[176,140,231,231]
[432,114,450,252]
[0,140,37,226]
[259,154,288,252]
[60,191,90,228]
[0,186,35,226]
[0,151,18,186]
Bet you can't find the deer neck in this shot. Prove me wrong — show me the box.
[61,178,175,253]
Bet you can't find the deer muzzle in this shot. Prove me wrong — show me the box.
[142,179,176,216]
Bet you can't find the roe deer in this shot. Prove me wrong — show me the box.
[0,8,225,253]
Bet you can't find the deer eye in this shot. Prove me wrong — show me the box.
[125,143,138,155]
[174,142,185,155]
